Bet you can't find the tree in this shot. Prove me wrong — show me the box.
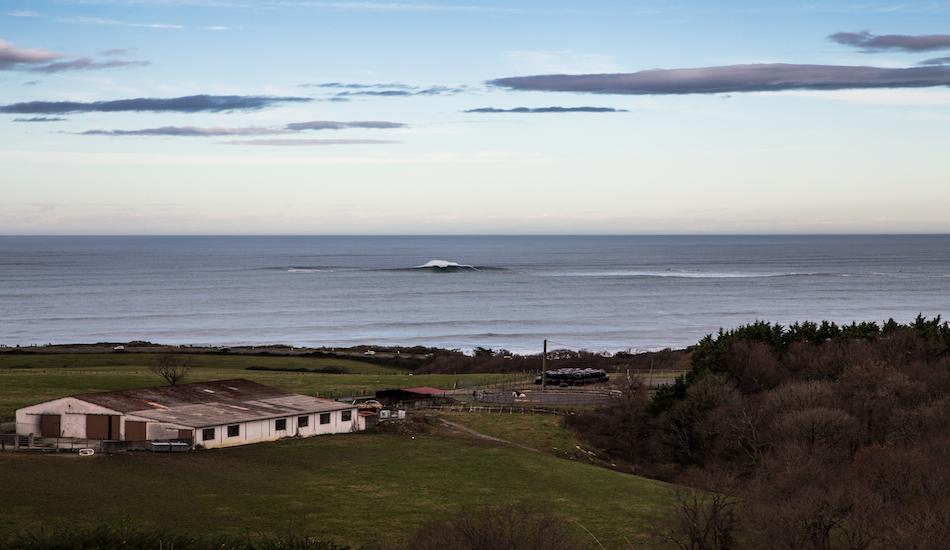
[150,352,192,385]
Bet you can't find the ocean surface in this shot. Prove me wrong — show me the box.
[1,235,949,355]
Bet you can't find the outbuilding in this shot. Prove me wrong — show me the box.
[374,386,452,409]
[15,378,360,449]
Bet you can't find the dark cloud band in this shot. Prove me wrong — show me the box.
[488,63,950,95]
[0,95,313,114]
[829,32,950,53]
[464,106,627,113]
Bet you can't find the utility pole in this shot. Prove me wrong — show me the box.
[541,339,547,392]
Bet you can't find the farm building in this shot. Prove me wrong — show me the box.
[15,379,361,449]
[374,386,453,409]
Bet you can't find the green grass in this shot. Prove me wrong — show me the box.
[435,411,604,462]
[0,352,530,422]
[0,425,671,549]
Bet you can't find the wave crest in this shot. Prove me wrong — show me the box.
[414,260,480,271]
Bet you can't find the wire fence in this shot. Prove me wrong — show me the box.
[429,403,567,415]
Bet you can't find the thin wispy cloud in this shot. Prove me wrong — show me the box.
[101,48,137,56]
[29,58,151,73]
[488,64,950,95]
[302,82,474,97]
[59,16,185,29]
[0,95,313,114]
[222,138,399,146]
[14,116,67,122]
[464,106,627,113]
[5,11,44,17]
[79,126,295,137]
[285,120,406,130]
[76,120,406,136]
[829,31,950,52]
[302,82,416,90]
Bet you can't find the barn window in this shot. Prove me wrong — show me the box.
[227,424,240,437]
[275,418,287,431]
[298,416,309,427]
[320,413,330,425]
[202,428,215,441]
[342,410,352,422]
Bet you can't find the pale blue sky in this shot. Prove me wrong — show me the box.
[2,1,950,234]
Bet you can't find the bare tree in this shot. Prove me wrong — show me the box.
[150,352,192,385]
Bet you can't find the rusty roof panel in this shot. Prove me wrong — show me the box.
[74,379,293,413]
[73,379,353,428]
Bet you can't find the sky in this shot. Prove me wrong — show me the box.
[2,1,950,235]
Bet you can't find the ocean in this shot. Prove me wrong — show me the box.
[1,235,948,355]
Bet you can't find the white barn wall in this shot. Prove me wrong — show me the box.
[196,408,357,449]
[16,397,119,438]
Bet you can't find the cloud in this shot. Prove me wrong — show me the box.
[919,56,950,66]
[59,16,185,29]
[284,120,406,130]
[829,31,950,52]
[301,82,472,97]
[0,39,63,70]
[488,63,950,95]
[75,120,406,136]
[14,116,66,122]
[1,39,148,73]
[222,138,399,146]
[5,11,43,17]
[301,82,415,90]
[101,48,137,56]
[28,58,151,73]
[0,95,313,114]
[335,85,470,97]
[79,126,295,136]
[464,106,627,113]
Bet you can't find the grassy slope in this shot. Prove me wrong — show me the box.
[0,427,670,549]
[435,411,606,463]
[0,352,528,421]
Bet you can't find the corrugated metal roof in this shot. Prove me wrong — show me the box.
[74,379,288,412]
[72,379,352,428]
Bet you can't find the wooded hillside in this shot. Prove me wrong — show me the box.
[567,316,950,549]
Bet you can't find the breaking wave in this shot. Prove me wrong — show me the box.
[412,260,480,272]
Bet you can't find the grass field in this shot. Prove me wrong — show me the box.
[1,418,671,549]
[0,351,529,422]
[1,351,674,549]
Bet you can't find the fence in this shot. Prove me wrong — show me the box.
[473,389,620,406]
[429,403,567,415]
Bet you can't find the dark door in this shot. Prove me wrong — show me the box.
[41,415,61,437]
[126,421,147,441]
[87,415,118,439]
[86,415,109,439]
